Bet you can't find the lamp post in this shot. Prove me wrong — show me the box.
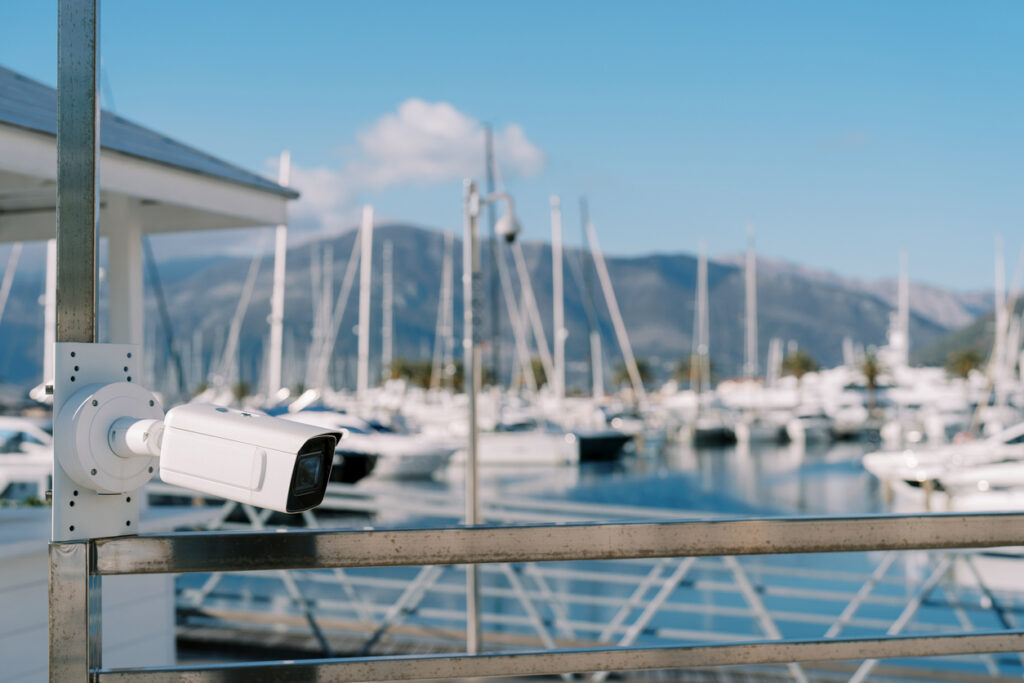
[462,179,520,654]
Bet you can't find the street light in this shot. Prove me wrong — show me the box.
[462,179,519,654]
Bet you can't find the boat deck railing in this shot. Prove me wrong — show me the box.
[50,509,1024,682]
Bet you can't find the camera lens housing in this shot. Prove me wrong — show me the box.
[286,436,334,511]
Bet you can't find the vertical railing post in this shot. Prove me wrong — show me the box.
[49,542,99,681]
[53,0,101,680]
[56,0,100,344]
[463,179,482,653]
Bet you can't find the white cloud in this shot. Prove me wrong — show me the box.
[286,163,356,233]
[349,99,545,188]
[277,99,545,233]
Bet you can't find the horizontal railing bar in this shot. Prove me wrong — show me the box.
[93,631,1024,682]
[93,512,1024,576]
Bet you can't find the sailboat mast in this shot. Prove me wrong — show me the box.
[381,239,393,382]
[744,225,758,379]
[356,205,374,399]
[579,197,603,398]
[485,125,501,387]
[994,236,1007,403]
[551,196,566,401]
[692,243,709,393]
[267,150,290,399]
[584,218,647,405]
[430,232,453,391]
[898,249,910,368]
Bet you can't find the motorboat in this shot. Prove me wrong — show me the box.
[863,421,1024,486]
[785,408,833,444]
[0,416,54,502]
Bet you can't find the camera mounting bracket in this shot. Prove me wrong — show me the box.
[52,343,153,541]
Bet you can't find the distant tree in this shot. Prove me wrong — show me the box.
[674,354,713,389]
[782,349,818,381]
[529,357,547,388]
[390,357,433,389]
[613,358,653,389]
[945,348,983,380]
[860,349,885,412]
[231,380,251,404]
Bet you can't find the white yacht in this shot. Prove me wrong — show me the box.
[785,407,833,444]
[864,421,1024,485]
[0,416,53,503]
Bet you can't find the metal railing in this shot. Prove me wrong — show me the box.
[50,511,1024,681]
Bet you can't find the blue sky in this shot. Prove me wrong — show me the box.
[2,1,1022,290]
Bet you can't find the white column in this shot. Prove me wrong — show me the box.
[267,150,291,398]
[105,196,144,348]
[356,205,374,399]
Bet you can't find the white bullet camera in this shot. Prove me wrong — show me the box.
[159,403,341,513]
[56,384,341,514]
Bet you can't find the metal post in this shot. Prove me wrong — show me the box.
[462,179,482,652]
[49,542,99,681]
[57,0,99,343]
[53,1,100,680]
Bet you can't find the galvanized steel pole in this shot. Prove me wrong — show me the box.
[462,179,482,653]
[53,3,100,680]
[56,0,100,344]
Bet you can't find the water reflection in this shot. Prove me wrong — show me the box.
[568,436,886,517]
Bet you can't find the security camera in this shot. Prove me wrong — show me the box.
[58,382,342,513]
[495,213,521,243]
[159,403,341,513]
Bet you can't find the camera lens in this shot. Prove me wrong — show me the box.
[293,451,323,495]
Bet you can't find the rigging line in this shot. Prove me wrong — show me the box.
[142,236,187,397]
[0,243,23,328]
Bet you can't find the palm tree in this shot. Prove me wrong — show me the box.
[860,350,885,412]
[945,348,983,380]
[781,349,818,381]
[674,354,713,389]
[613,358,653,389]
[529,357,547,388]
[231,380,251,404]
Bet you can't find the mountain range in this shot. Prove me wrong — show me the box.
[0,224,998,394]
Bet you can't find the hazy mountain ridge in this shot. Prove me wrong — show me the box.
[0,225,993,390]
[717,253,993,329]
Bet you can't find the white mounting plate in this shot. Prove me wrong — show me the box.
[52,342,143,542]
